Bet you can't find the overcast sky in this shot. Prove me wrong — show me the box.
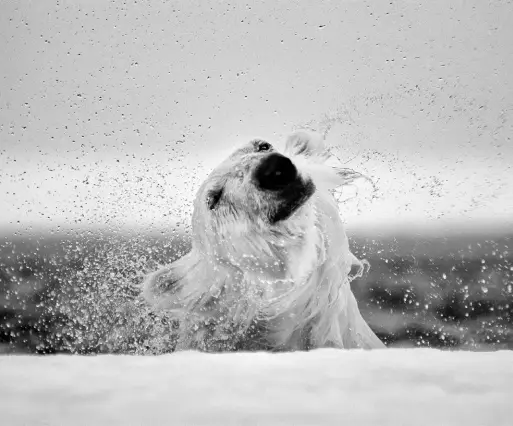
[1,0,512,235]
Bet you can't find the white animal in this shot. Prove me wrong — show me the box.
[142,131,385,351]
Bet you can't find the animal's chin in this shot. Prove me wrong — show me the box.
[268,178,315,224]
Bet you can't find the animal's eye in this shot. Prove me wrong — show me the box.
[206,187,223,210]
[256,142,272,152]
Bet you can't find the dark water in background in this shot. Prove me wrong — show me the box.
[350,231,513,350]
[1,227,512,354]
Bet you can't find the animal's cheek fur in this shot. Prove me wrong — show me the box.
[213,186,272,230]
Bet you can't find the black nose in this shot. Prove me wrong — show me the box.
[255,153,298,190]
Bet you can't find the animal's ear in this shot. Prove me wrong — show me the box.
[142,254,192,309]
[206,186,223,210]
[285,131,325,156]
[142,250,216,312]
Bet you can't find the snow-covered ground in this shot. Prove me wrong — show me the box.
[1,349,511,426]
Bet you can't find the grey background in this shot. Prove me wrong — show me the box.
[1,0,512,235]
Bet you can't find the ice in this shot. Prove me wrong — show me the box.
[0,349,511,426]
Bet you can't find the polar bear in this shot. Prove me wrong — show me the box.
[142,131,385,351]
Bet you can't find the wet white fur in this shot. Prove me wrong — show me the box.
[142,131,385,351]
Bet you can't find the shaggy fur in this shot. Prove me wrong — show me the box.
[142,131,385,351]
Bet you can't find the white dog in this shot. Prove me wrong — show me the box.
[142,131,385,351]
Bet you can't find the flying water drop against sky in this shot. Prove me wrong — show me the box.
[1,0,512,235]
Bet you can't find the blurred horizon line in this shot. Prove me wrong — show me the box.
[1,216,512,240]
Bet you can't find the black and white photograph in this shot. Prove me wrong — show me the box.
[1,0,512,425]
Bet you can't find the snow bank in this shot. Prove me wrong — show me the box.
[1,349,511,426]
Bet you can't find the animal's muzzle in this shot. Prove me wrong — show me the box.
[255,153,298,191]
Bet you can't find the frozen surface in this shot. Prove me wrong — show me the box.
[0,349,511,426]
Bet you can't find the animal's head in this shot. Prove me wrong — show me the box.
[143,131,375,342]
[190,131,368,272]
